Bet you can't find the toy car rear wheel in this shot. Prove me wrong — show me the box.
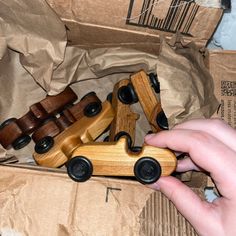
[34,136,54,154]
[117,84,138,105]
[83,102,102,117]
[156,111,169,130]
[80,91,96,101]
[12,135,31,150]
[67,156,93,182]
[114,131,132,148]
[0,118,17,130]
[148,73,160,94]
[134,157,162,184]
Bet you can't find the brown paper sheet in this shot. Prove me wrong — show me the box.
[0,0,67,93]
[157,38,219,127]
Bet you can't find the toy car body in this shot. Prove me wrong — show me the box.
[0,87,77,150]
[32,91,102,143]
[33,101,114,168]
[67,137,177,184]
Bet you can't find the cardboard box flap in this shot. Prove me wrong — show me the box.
[208,50,236,128]
[0,165,201,236]
[46,0,224,48]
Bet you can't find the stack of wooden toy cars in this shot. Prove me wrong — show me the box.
[0,70,176,184]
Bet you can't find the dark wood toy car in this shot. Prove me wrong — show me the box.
[33,101,114,168]
[66,137,177,184]
[117,70,168,132]
[31,91,102,143]
[0,87,77,150]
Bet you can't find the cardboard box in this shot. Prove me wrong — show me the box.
[46,0,224,54]
[0,1,234,236]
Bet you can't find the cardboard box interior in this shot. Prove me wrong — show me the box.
[0,1,235,235]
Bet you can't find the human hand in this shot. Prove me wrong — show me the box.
[145,118,236,236]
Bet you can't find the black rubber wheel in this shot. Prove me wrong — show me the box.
[83,102,102,117]
[134,157,162,184]
[117,84,138,105]
[67,156,93,182]
[80,91,96,101]
[103,135,110,142]
[130,146,142,153]
[114,131,132,148]
[106,92,113,103]
[12,135,31,150]
[34,136,54,154]
[148,73,160,94]
[156,111,169,130]
[0,118,17,130]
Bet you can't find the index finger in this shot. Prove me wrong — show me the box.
[145,129,236,199]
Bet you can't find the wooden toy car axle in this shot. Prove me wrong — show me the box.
[117,71,168,132]
[67,137,177,184]
[33,101,114,168]
[31,92,102,143]
[0,87,77,150]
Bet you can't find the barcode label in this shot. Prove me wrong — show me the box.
[126,0,199,35]
[221,81,236,96]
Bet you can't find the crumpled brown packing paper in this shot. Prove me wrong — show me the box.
[0,0,218,161]
[156,37,219,127]
[0,0,67,92]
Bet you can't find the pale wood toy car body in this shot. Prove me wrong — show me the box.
[117,70,168,132]
[33,101,114,168]
[108,79,139,148]
[67,137,177,184]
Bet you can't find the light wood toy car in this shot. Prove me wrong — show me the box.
[107,79,140,149]
[67,137,177,184]
[117,70,168,132]
[33,101,114,168]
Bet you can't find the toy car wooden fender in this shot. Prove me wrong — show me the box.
[0,87,77,150]
[33,101,114,168]
[117,71,168,132]
[107,79,139,148]
[31,92,102,143]
[67,137,177,184]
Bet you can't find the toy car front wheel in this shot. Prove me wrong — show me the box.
[83,102,102,117]
[67,156,93,182]
[12,135,31,150]
[114,131,132,148]
[148,73,160,94]
[156,110,169,130]
[117,84,138,105]
[134,157,162,184]
[34,136,54,154]
[0,118,17,130]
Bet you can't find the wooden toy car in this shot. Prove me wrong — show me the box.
[106,79,139,148]
[33,100,114,168]
[31,92,102,143]
[117,71,168,132]
[66,137,177,184]
[0,87,77,150]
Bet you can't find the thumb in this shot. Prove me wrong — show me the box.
[149,176,213,231]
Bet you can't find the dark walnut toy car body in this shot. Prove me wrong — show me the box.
[67,137,177,184]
